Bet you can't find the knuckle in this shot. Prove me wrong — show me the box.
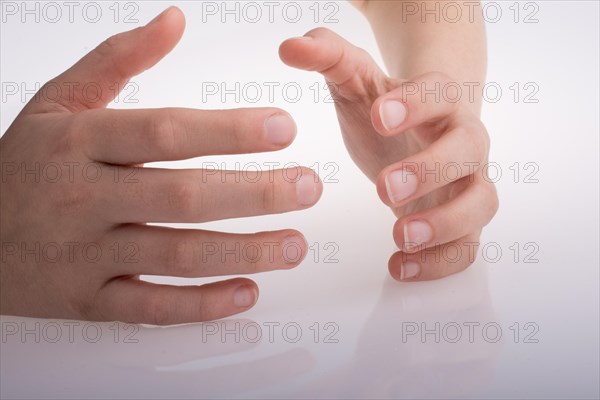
[49,184,94,215]
[448,205,470,231]
[93,33,132,83]
[457,123,489,164]
[168,182,202,220]
[247,243,268,272]
[458,257,475,273]
[226,114,245,149]
[195,299,212,322]
[97,34,121,56]
[471,120,490,155]
[46,116,83,157]
[261,181,279,214]
[167,238,196,277]
[95,28,139,57]
[51,131,79,157]
[148,110,179,156]
[242,255,261,274]
[145,294,172,326]
[487,183,500,218]
[306,26,332,38]
[75,295,102,322]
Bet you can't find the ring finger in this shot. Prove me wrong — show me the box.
[107,224,308,277]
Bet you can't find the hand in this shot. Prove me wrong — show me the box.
[280,28,498,281]
[0,7,322,324]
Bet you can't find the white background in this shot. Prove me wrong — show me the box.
[1,1,599,398]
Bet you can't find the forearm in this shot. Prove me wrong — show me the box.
[354,0,487,114]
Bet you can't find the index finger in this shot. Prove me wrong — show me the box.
[77,107,297,164]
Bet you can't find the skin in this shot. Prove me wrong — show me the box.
[0,8,322,324]
[280,0,498,281]
[0,2,498,324]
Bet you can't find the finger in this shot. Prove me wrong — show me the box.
[25,6,185,114]
[98,166,322,223]
[388,233,481,282]
[376,119,489,206]
[96,278,258,325]
[393,176,499,253]
[279,27,387,96]
[371,72,462,136]
[78,107,296,164]
[108,224,307,277]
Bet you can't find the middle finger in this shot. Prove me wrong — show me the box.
[97,166,322,223]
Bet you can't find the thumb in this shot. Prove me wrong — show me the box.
[26,6,185,114]
[279,27,387,98]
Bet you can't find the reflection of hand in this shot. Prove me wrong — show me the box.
[1,316,315,398]
[301,266,501,399]
[0,7,322,324]
[350,268,501,398]
[280,28,498,281]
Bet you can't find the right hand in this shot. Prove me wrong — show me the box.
[0,7,322,325]
[279,28,497,282]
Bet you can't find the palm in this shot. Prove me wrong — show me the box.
[282,28,498,281]
[279,29,457,217]
[327,58,452,216]
[331,71,418,179]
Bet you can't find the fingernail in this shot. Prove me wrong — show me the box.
[265,114,296,146]
[282,235,305,264]
[296,173,319,206]
[404,220,432,251]
[233,285,257,308]
[380,100,407,131]
[147,7,173,26]
[401,261,420,280]
[385,169,417,204]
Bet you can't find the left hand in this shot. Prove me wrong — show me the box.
[280,28,499,281]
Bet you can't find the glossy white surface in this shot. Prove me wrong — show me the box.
[1,1,598,398]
